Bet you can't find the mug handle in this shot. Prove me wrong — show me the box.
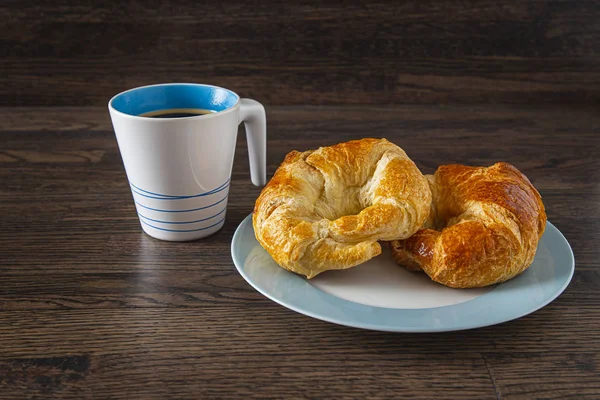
[239,98,267,187]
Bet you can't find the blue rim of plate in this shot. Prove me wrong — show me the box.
[231,214,574,332]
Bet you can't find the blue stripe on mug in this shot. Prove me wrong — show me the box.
[137,208,226,224]
[134,194,228,213]
[140,217,226,232]
[130,180,230,200]
[129,179,231,199]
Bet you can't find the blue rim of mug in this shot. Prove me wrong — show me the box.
[108,83,241,121]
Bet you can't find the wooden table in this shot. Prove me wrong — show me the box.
[1,106,598,399]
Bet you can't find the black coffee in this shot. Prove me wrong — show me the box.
[140,108,216,118]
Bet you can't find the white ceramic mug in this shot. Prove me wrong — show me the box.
[108,83,266,241]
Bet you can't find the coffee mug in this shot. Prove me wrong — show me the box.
[108,83,266,241]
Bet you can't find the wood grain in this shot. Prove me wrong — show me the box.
[1,0,599,106]
[0,105,598,399]
[0,309,497,399]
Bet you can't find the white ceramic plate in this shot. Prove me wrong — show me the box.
[231,215,574,332]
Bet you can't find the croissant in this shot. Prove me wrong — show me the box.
[253,138,432,278]
[389,162,546,288]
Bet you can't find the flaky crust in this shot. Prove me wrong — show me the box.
[253,138,432,278]
[389,162,547,288]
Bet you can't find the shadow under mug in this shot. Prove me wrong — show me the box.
[108,83,266,241]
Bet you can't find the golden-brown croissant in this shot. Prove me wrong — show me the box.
[253,138,432,278]
[389,162,546,288]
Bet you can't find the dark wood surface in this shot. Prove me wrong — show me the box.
[1,0,599,106]
[1,105,599,399]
